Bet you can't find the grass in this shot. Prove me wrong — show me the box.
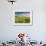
[15,16,30,23]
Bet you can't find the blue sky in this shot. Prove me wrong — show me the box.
[15,12,30,16]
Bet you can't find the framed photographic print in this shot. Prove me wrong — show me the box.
[14,10,33,26]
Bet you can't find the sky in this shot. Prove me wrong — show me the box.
[15,12,30,16]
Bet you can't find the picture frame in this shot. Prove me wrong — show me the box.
[14,10,33,26]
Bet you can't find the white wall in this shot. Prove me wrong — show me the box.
[0,0,46,41]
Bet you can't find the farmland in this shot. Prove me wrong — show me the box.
[15,16,30,23]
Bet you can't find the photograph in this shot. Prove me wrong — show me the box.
[15,11,32,25]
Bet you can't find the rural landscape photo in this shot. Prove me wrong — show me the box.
[15,12,31,23]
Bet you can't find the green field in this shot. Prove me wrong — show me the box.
[15,16,30,23]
